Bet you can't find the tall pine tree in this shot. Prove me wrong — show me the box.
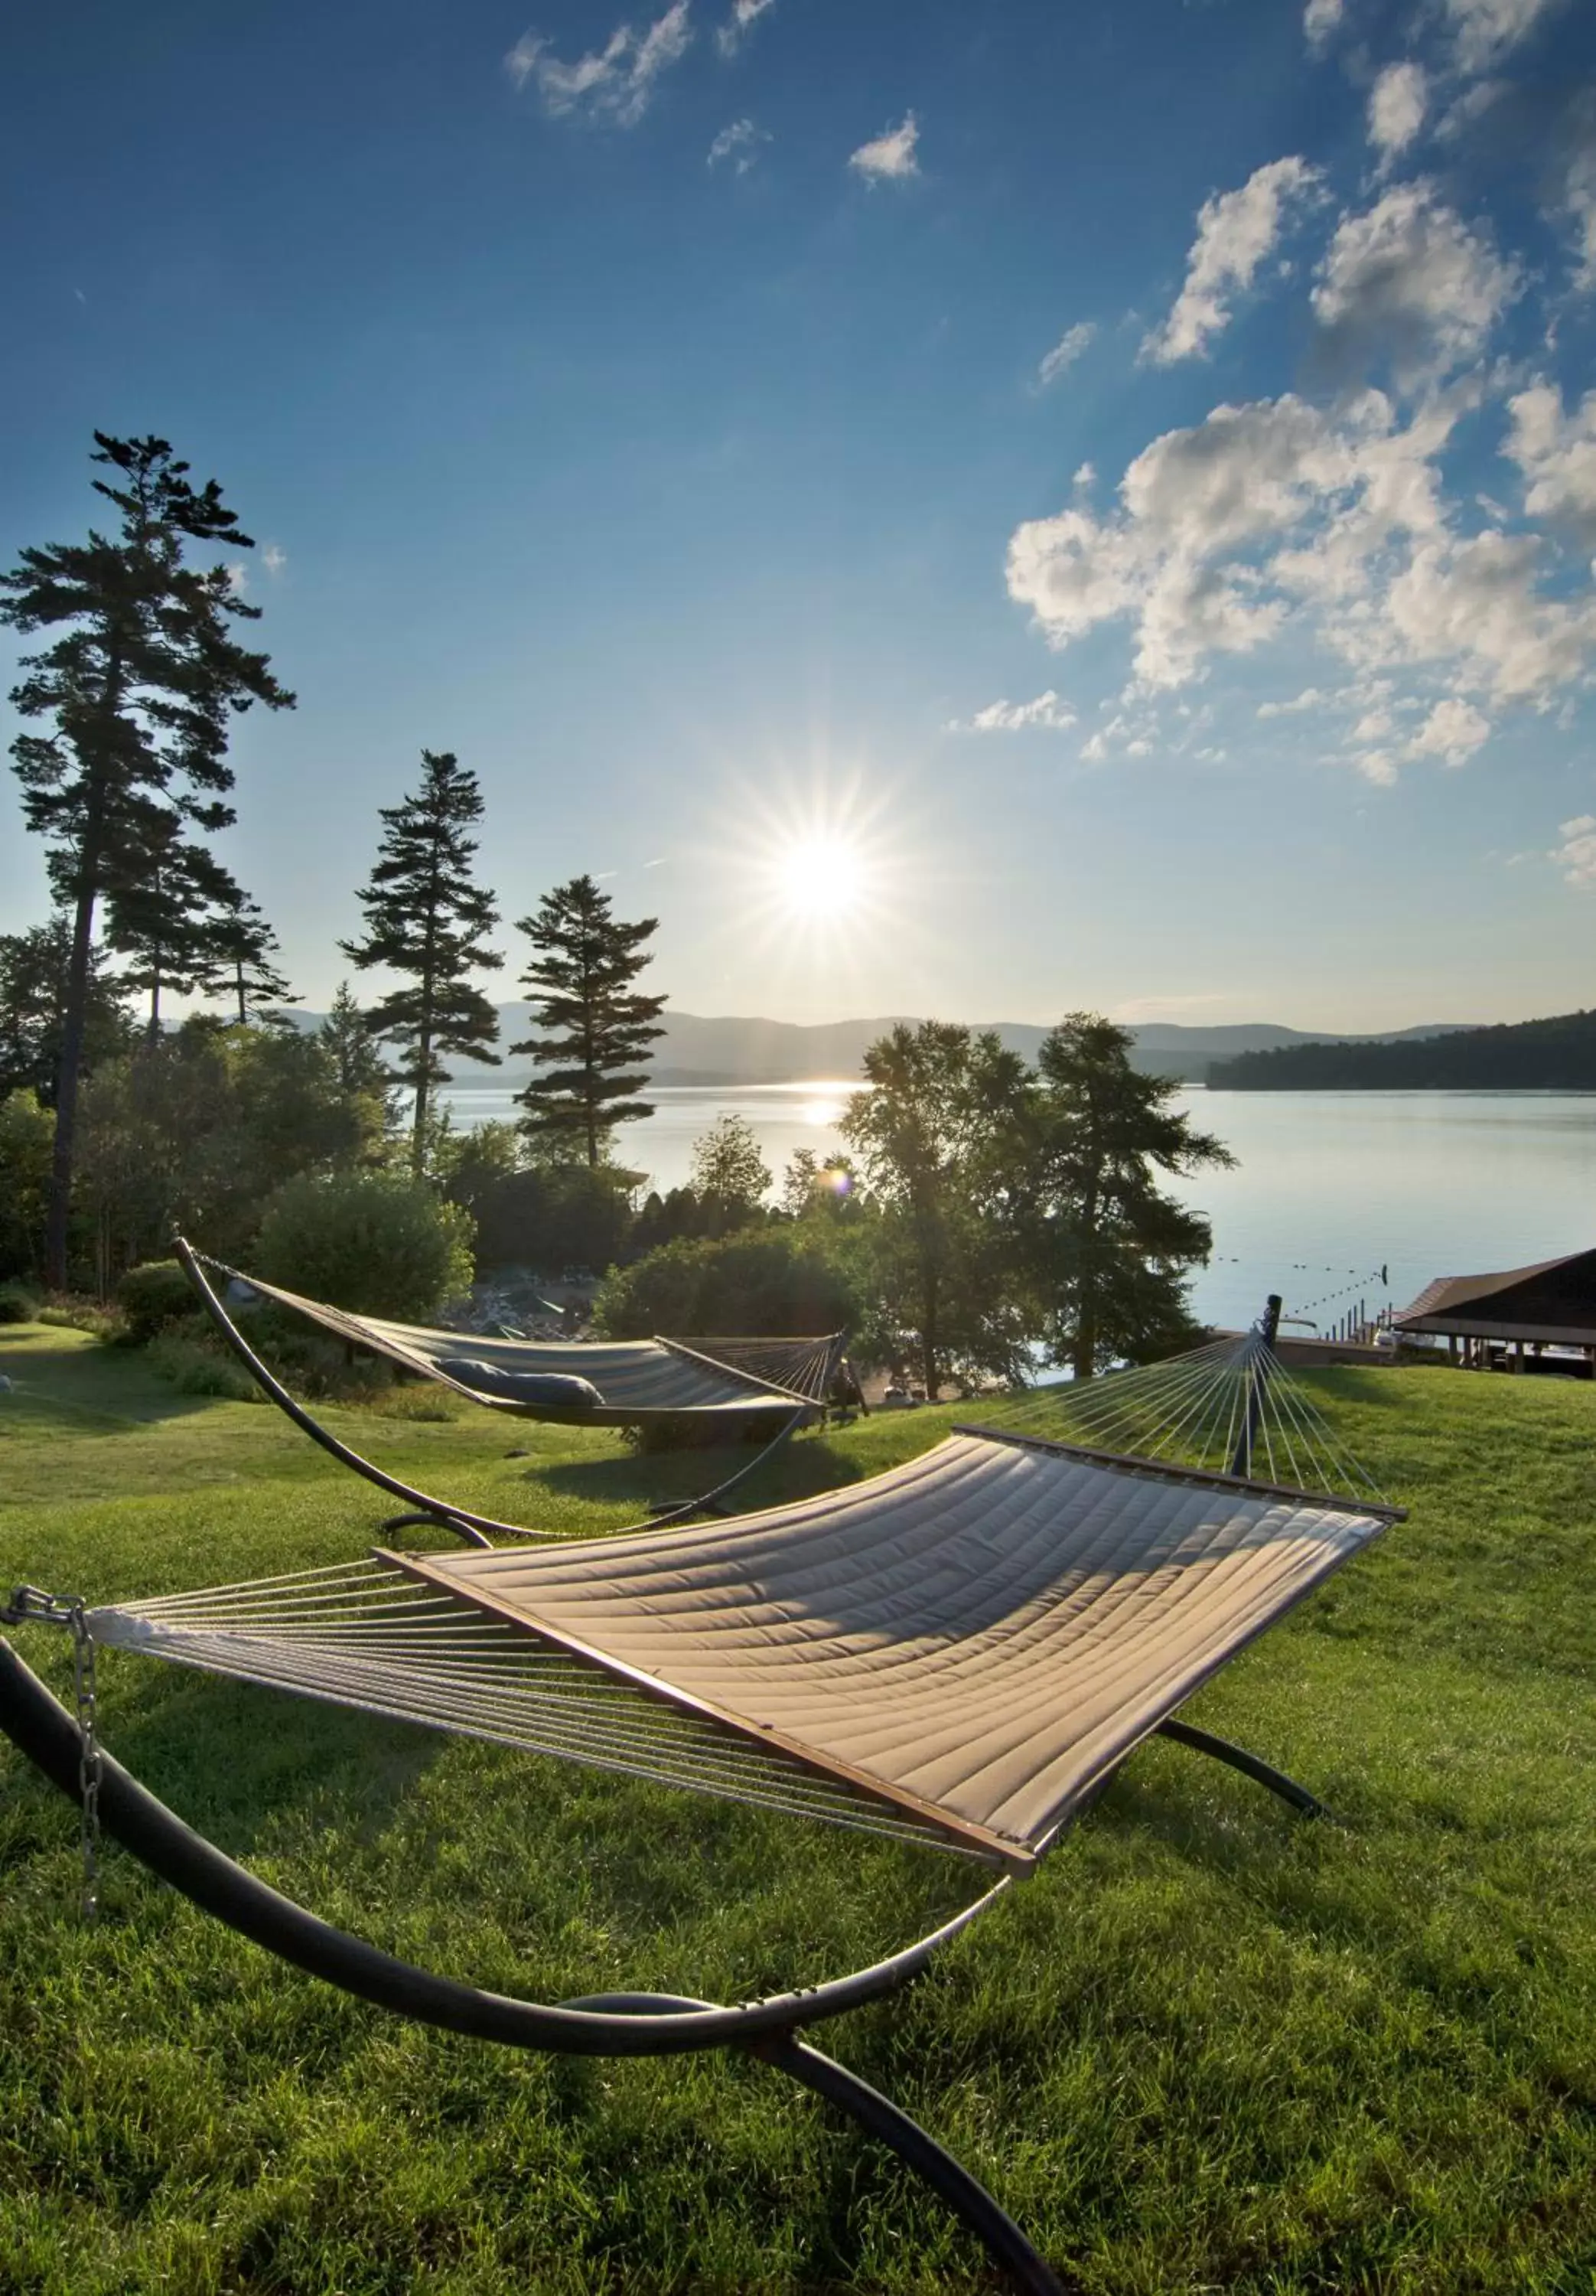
[202,884,298,1026]
[513,875,666,1167]
[103,810,240,1044]
[1025,1014,1235,1378]
[340,750,501,1172]
[0,432,293,1283]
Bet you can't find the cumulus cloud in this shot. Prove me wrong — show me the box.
[504,3,692,127]
[1142,157,1323,364]
[1303,0,1344,53]
[946,690,1076,733]
[1382,529,1596,700]
[1005,382,1596,735]
[848,113,920,183]
[262,543,287,576]
[1444,0,1567,75]
[1311,181,1517,387]
[1035,321,1096,388]
[1506,383,1596,543]
[716,0,774,56]
[1256,687,1327,716]
[1552,813,1596,885]
[1406,696,1491,763]
[1368,63,1428,165]
[225,563,248,595]
[708,116,768,171]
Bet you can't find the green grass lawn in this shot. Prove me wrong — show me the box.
[1,1322,1593,2293]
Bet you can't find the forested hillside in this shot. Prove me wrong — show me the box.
[1209,1009,1596,1090]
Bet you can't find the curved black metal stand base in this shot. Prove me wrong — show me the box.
[0,1638,1058,2291]
[1155,1717,1329,1818]
[0,1639,1327,2294]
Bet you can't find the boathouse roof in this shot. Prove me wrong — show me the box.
[1394,1248,1596,1348]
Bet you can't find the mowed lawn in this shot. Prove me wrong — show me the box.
[1,1322,1593,2294]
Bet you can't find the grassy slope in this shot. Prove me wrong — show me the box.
[0,1325,1592,2294]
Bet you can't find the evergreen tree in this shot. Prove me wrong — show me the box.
[339,750,502,1172]
[103,810,239,1043]
[0,432,293,1282]
[0,919,135,1104]
[202,884,298,1025]
[1025,1013,1235,1378]
[318,982,395,1109]
[512,874,666,1168]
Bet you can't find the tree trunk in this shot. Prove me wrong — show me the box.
[46,811,106,1290]
[921,1267,940,1403]
[235,956,246,1026]
[1071,1177,1099,1381]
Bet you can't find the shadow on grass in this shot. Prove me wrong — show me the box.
[530,1429,881,1519]
[0,1335,214,1436]
[86,1662,445,1865]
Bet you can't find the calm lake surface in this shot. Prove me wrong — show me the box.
[438,1081,1596,1331]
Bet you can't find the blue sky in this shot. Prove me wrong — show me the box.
[4,0,1595,1029]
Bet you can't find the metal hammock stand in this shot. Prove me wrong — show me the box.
[0,1299,1402,2294]
[174,1237,855,1547]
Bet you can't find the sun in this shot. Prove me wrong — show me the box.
[774,836,870,920]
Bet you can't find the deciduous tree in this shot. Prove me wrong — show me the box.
[1,432,294,1282]
[0,919,134,1104]
[841,1022,1031,1399]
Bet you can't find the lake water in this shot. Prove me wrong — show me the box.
[438,1081,1596,1332]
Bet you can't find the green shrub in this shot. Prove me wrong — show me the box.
[37,1299,125,1340]
[145,1331,262,1402]
[0,1280,41,1324]
[255,1172,474,1322]
[596,1228,860,1342]
[118,1258,198,1342]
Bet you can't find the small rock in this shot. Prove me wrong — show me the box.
[504,1446,531,1459]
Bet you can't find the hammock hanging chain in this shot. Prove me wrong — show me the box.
[2,1586,103,1921]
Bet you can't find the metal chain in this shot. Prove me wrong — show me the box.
[2,1586,103,1922]
[71,1603,103,1924]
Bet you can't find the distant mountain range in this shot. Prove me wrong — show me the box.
[285,1006,1479,1088]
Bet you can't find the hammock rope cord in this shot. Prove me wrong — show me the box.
[92,1561,966,1857]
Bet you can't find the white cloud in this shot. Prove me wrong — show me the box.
[1256,687,1327,716]
[947,690,1076,733]
[1367,63,1428,166]
[1005,381,1596,732]
[1311,181,1517,386]
[1444,0,1566,75]
[1142,158,1322,365]
[716,0,774,56]
[261,543,287,577]
[1355,748,1400,785]
[1382,529,1596,700]
[225,563,248,595]
[504,3,692,127]
[1036,321,1096,388]
[848,113,920,183]
[708,116,768,172]
[1406,696,1491,763]
[1552,812,1596,885]
[1506,383,1596,544]
[1303,0,1344,51]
